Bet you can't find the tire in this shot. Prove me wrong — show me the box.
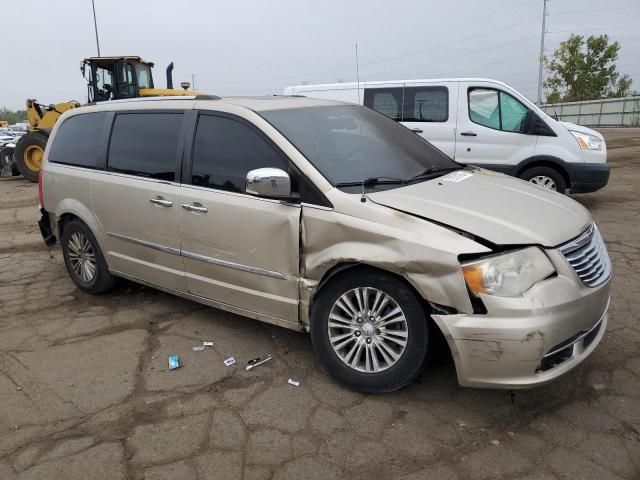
[14,131,48,182]
[310,268,430,393]
[61,219,117,294]
[520,166,567,194]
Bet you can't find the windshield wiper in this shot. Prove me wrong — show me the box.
[335,176,405,187]
[406,166,462,182]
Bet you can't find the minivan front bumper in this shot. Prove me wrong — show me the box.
[431,261,610,389]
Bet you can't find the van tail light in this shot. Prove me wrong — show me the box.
[38,170,44,207]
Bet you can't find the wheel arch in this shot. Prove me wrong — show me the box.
[515,155,574,188]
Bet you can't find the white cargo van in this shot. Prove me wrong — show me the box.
[284,79,609,194]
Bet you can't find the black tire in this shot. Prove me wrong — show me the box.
[14,131,48,182]
[520,166,567,194]
[61,219,117,294]
[310,268,430,393]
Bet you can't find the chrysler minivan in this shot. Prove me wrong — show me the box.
[284,78,610,194]
[38,96,611,392]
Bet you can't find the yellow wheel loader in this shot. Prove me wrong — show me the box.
[13,56,195,181]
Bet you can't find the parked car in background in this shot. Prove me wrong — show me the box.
[284,78,609,194]
[38,96,610,392]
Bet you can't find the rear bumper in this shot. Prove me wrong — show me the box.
[568,163,610,193]
[432,260,611,389]
[38,208,56,246]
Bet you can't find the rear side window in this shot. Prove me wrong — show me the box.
[363,88,402,120]
[48,112,106,168]
[108,113,183,181]
[402,86,448,122]
[191,114,288,193]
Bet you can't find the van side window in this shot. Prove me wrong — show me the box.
[469,88,529,133]
[107,113,183,181]
[363,88,402,120]
[48,112,107,168]
[191,115,288,193]
[403,86,448,122]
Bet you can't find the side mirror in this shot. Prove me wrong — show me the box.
[246,168,291,198]
[523,110,540,135]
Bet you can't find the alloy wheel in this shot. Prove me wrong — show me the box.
[67,231,97,283]
[529,175,557,190]
[327,287,409,373]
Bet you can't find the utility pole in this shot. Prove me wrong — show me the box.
[91,0,101,56]
[191,74,196,91]
[537,0,548,105]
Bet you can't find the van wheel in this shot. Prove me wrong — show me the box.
[310,269,429,393]
[520,166,566,194]
[61,220,117,294]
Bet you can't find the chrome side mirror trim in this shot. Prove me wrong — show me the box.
[246,168,291,198]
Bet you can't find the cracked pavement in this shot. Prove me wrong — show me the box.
[0,128,639,479]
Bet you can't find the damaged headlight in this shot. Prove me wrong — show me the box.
[461,247,555,297]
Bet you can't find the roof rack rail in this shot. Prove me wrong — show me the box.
[195,94,221,100]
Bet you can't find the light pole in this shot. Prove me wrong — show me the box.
[91,0,101,56]
[537,0,548,105]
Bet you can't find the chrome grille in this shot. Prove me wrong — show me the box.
[559,224,611,287]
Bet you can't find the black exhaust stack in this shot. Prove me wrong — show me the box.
[166,62,174,89]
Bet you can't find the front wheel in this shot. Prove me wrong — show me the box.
[520,166,567,194]
[310,269,430,393]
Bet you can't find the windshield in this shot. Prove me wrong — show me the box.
[260,105,460,190]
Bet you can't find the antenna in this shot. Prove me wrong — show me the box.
[355,43,366,203]
[91,0,101,56]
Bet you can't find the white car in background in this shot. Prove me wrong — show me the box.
[284,78,609,194]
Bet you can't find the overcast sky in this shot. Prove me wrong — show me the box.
[2,0,639,111]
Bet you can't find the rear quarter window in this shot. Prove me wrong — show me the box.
[48,112,107,168]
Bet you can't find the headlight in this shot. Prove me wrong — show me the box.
[570,131,603,151]
[461,247,555,297]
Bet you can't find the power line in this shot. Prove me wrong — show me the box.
[549,5,640,16]
[364,35,539,78]
[548,26,638,34]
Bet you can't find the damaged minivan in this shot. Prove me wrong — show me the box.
[38,96,611,392]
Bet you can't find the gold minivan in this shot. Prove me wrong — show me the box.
[38,96,611,392]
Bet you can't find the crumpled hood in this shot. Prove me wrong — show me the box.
[559,121,604,140]
[369,169,591,247]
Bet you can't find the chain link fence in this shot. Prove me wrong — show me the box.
[540,96,640,127]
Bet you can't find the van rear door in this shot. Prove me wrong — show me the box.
[400,82,457,158]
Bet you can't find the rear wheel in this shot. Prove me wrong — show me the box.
[310,269,430,393]
[61,219,117,294]
[14,131,48,182]
[520,166,566,194]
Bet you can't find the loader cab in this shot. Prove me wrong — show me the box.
[82,56,155,103]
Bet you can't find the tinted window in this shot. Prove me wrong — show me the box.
[469,88,529,132]
[403,86,448,122]
[192,115,288,193]
[260,105,459,189]
[500,91,528,132]
[108,113,182,181]
[363,88,402,120]
[48,112,106,168]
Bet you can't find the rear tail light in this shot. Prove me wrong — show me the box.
[38,170,44,207]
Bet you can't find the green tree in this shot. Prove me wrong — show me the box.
[544,34,633,103]
[0,108,27,125]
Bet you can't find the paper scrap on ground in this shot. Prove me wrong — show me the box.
[288,378,300,387]
[168,354,181,370]
[203,341,214,347]
[224,357,236,366]
[192,345,205,352]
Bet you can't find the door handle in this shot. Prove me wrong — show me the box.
[182,203,208,213]
[149,197,173,207]
[460,131,477,137]
[410,128,423,133]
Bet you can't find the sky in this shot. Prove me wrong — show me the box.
[1,0,639,111]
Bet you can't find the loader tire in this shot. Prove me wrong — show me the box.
[15,131,48,182]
